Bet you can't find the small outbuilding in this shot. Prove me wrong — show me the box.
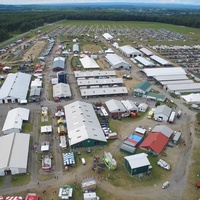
[138,103,148,113]
[172,131,182,144]
[124,153,151,176]
[52,57,65,71]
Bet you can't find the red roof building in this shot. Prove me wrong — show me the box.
[25,193,39,200]
[139,132,169,155]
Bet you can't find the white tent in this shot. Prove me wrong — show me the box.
[181,93,200,104]
[80,56,100,69]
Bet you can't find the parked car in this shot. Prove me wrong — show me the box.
[162,181,169,189]
[196,182,200,188]
[167,142,174,148]
[157,159,170,170]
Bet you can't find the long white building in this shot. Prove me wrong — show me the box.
[0,133,30,176]
[0,72,31,104]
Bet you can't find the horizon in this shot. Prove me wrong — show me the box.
[0,0,200,6]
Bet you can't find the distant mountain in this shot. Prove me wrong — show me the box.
[0,2,200,11]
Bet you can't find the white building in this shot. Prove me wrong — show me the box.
[84,192,98,200]
[0,72,31,104]
[105,54,130,69]
[64,101,107,149]
[53,83,72,98]
[0,133,30,176]
[154,105,172,121]
[102,33,113,41]
[31,78,42,89]
[181,93,200,104]
[105,99,127,114]
[80,56,100,69]
[138,103,148,112]
[119,45,142,57]
[121,100,138,112]
[2,108,30,135]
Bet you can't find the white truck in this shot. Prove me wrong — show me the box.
[168,111,176,123]
[157,159,170,170]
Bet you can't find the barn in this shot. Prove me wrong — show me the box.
[118,45,142,57]
[105,54,130,69]
[133,81,151,97]
[0,72,31,104]
[0,133,30,176]
[124,153,151,176]
[53,83,72,99]
[64,101,107,149]
[153,105,172,122]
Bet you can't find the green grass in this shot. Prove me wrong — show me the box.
[22,122,33,133]
[11,173,31,187]
[0,176,5,187]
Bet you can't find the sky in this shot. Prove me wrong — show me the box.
[0,0,199,5]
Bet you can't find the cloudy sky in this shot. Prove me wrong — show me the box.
[0,0,199,5]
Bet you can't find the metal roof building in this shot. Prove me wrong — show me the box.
[154,75,188,81]
[139,47,154,56]
[118,45,142,57]
[135,56,155,67]
[52,57,65,71]
[64,101,107,149]
[160,80,193,86]
[2,107,30,135]
[150,55,172,66]
[77,78,123,86]
[73,43,79,53]
[121,100,138,112]
[105,54,130,69]
[80,87,128,97]
[105,99,127,113]
[167,83,200,93]
[152,125,174,138]
[154,105,172,121]
[53,83,72,98]
[0,72,31,104]
[142,67,186,77]
[0,133,30,176]
[74,70,116,78]
[124,153,151,176]
[79,56,100,69]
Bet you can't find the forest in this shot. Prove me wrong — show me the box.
[0,5,200,43]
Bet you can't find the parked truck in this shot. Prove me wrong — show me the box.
[177,110,182,118]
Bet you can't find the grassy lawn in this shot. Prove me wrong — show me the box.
[0,176,5,187]
[11,174,31,187]
[22,122,33,133]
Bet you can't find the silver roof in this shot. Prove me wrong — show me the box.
[77,78,123,86]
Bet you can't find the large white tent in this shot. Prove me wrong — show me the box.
[0,72,31,104]
[102,33,113,41]
[79,56,100,69]
[181,93,200,104]
[0,133,30,176]
[2,107,30,135]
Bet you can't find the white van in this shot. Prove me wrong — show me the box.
[162,181,169,189]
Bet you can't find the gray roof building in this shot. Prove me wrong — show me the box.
[151,125,174,138]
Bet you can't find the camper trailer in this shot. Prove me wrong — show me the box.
[169,111,176,123]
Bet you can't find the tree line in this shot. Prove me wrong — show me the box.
[0,8,200,43]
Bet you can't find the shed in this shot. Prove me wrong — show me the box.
[73,43,79,53]
[138,103,148,112]
[124,153,151,176]
[135,127,146,136]
[41,125,52,134]
[120,143,136,155]
[52,57,65,71]
[121,100,138,112]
